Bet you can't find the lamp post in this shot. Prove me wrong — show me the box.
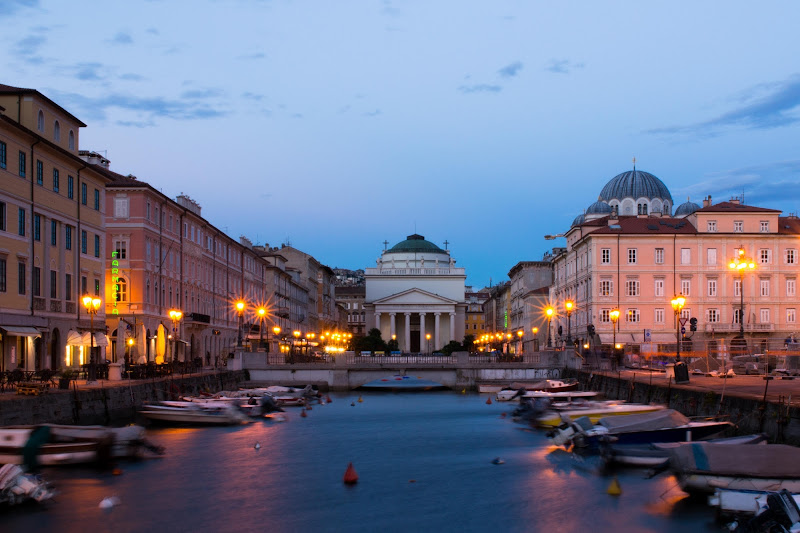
[545,307,554,347]
[272,326,281,354]
[168,309,182,362]
[610,309,620,369]
[257,307,267,351]
[532,327,539,351]
[235,300,245,347]
[82,295,102,382]
[517,330,523,355]
[126,337,134,367]
[292,330,301,362]
[671,295,686,362]
[565,300,574,346]
[729,246,756,342]
[426,333,431,355]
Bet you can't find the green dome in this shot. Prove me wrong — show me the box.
[386,234,445,253]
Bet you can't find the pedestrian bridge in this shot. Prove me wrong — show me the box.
[230,350,582,391]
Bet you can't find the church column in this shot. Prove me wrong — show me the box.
[419,313,426,353]
[434,313,441,351]
[375,312,381,331]
[449,312,456,343]
[404,313,411,353]
[389,313,396,339]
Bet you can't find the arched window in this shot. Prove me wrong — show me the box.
[37,110,45,132]
[54,120,61,141]
[115,276,127,302]
[68,130,75,150]
[637,203,648,215]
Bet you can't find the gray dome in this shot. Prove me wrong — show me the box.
[674,200,701,216]
[586,200,613,215]
[571,213,585,227]
[599,170,673,203]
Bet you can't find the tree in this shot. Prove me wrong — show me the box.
[462,334,475,353]
[353,328,387,354]
[440,340,462,356]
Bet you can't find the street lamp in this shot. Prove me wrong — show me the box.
[729,245,756,343]
[671,295,686,362]
[293,330,301,361]
[426,333,431,355]
[235,300,245,347]
[517,330,523,354]
[82,295,102,382]
[168,309,182,362]
[532,326,539,351]
[565,300,574,346]
[127,337,134,366]
[545,307,554,347]
[257,307,267,351]
[272,325,281,353]
[610,309,620,369]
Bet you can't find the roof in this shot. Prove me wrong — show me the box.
[599,169,673,203]
[694,201,781,213]
[778,217,800,234]
[0,83,87,127]
[590,216,697,235]
[674,200,701,216]
[386,234,445,253]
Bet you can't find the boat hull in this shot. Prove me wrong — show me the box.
[536,404,665,428]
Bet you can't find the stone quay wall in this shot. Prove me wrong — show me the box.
[0,371,246,426]
[568,370,800,445]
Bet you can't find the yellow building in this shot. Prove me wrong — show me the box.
[0,83,111,372]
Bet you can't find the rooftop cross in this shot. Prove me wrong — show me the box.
[383,240,389,250]
[632,156,636,170]
[443,239,449,250]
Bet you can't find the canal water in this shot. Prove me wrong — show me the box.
[5,392,719,533]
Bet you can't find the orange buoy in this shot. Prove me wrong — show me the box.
[343,462,359,484]
[326,395,332,402]
[306,405,313,410]
[300,409,307,418]
[486,397,492,405]
[112,468,122,476]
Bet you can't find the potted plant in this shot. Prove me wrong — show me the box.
[58,368,76,389]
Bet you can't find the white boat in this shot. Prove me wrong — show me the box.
[495,380,580,401]
[535,402,665,428]
[600,433,767,468]
[0,464,55,506]
[669,442,800,495]
[139,401,251,425]
[709,488,800,521]
[0,424,160,467]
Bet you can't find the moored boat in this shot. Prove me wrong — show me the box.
[0,464,55,506]
[495,379,579,401]
[357,375,448,391]
[139,401,251,426]
[600,433,767,468]
[535,402,665,428]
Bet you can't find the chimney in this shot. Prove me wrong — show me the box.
[730,197,740,205]
[702,195,712,208]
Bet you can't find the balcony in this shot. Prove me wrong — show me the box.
[33,298,45,311]
[704,323,775,333]
[66,302,76,314]
[50,300,62,313]
[275,306,290,318]
[184,312,211,324]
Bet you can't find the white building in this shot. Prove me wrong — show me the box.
[363,234,466,353]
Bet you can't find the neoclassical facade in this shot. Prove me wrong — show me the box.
[363,234,466,353]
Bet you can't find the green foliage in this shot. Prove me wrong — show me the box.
[462,334,475,353]
[353,328,387,354]
[439,340,462,356]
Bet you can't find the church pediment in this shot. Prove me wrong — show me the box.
[372,288,458,306]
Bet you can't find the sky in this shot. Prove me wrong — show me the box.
[3,1,800,288]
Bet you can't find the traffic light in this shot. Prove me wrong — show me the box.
[690,317,697,332]
[587,324,596,337]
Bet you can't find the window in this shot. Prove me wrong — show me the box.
[94,278,100,296]
[0,140,6,168]
[654,308,665,323]
[625,280,640,296]
[114,197,129,218]
[787,250,796,265]
[655,279,664,297]
[50,220,56,246]
[681,279,691,296]
[708,279,717,297]
[18,208,25,236]
[707,220,717,232]
[32,266,40,296]
[681,248,691,264]
[68,176,74,199]
[734,279,741,297]
[655,248,664,264]
[707,248,717,265]
[637,203,648,215]
[0,258,5,292]
[760,309,770,323]
[52,168,60,193]
[18,151,25,177]
[0,202,4,231]
[760,249,770,264]
[94,234,100,258]
[599,280,613,296]
[94,189,100,210]
[760,221,769,233]
[33,214,40,241]
[600,309,610,323]
[626,309,640,323]
[53,120,60,141]
[65,273,72,301]
[36,160,43,185]
[37,110,44,132]
[627,249,637,264]
[789,279,796,297]
[681,309,690,320]
[18,262,25,294]
[707,309,719,323]
[760,279,769,297]
[734,308,742,325]
[65,225,72,250]
[115,277,127,302]
[788,309,796,324]
[601,248,611,264]
[68,130,75,150]
[146,202,151,220]
[734,221,743,233]
[114,240,127,259]
[81,230,87,254]
[81,276,87,296]
[81,183,87,205]
[50,270,57,299]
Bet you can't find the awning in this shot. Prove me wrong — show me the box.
[93,332,109,347]
[0,326,42,337]
[176,339,190,346]
[66,330,109,347]
[598,333,677,344]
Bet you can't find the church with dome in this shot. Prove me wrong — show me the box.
[363,234,467,353]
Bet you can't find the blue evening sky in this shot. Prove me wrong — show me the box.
[3,1,799,288]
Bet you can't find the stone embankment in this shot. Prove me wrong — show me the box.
[0,371,246,426]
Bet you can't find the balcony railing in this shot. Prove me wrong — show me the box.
[185,312,211,324]
[33,298,45,311]
[50,300,62,313]
[704,323,775,332]
[66,302,76,314]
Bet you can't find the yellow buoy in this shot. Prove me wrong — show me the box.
[607,476,622,496]
[461,389,466,394]
[358,396,363,403]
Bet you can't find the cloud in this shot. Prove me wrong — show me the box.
[110,32,133,45]
[180,88,223,99]
[673,160,800,208]
[74,62,106,81]
[648,75,800,137]
[363,109,381,117]
[14,35,45,56]
[115,119,155,128]
[119,73,146,81]
[0,0,38,17]
[545,59,585,74]
[238,52,265,60]
[458,84,502,94]
[498,61,523,78]
[242,92,265,101]
[146,27,159,35]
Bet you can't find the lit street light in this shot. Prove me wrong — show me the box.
[545,307,554,348]
[531,326,539,351]
[168,309,182,362]
[257,307,267,351]
[272,325,281,354]
[610,309,620,370]
[565,300,574,346]
[671,295,686,362]
[729,245,756,347]
[82,295,102,382]
[235,300,246,347]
